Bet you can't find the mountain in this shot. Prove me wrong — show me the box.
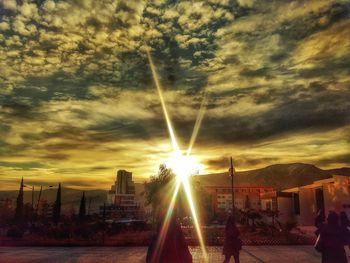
[194,163,350,190]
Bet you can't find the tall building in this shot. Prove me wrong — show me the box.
[116,170,135,195]
[105,169,140,219]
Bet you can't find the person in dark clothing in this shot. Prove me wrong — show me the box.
[315,211,347,263]
[340,211,350,249]
[223,215,242,263]
[315,209,325,236]
[146,213,192,263]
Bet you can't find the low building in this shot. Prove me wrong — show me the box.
[37,199,53,218]
[282,175,350,225]
[204,185,274,212]
[192,173,274,213]
[261,175,350,226]
[260,191,295,224]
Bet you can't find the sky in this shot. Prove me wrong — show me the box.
[0,0,349,190]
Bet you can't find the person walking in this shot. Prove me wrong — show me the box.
[340,211,350,249]
[315,209,325,236]
[146,213,192,263]
[315,211,347,263]
[223,215,242,263]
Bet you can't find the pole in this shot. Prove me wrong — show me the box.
[88,197,92,216]
[36,186,42,214]
[230,157,235,212]
[32,186,35,210]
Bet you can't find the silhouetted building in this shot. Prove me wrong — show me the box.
[0,198,13,209]
[116,170,135,194]
[104,169,140,219]
[37,200,53,218]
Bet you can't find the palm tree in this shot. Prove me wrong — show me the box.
[143,164,175,221]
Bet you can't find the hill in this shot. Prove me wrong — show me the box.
[194,163,350,190]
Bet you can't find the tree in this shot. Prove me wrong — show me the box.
[52,183,61,224]
[247,210,262,231]
[78,192,86,222]
[14,177,24,222]
[244,195,251,209]
[143,164,175,221]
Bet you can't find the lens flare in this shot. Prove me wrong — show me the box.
[186,95,207,156]
[147,49,208,262]
[147,49,179,152]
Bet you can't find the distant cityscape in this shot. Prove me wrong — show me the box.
[1,165,349,227]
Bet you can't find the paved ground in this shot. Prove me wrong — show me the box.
[0,246,349,263]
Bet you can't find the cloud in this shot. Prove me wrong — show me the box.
[0,0,349,189]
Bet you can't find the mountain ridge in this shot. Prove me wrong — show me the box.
[194,163,350,190]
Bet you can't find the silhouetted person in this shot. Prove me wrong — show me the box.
[315,209,325,236]
[146,213,192,263]
[316,211,347,263]
[340,211,350,249]
[223,215,241,263]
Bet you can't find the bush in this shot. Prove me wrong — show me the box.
[7,226,24,238]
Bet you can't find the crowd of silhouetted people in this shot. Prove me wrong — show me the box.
[314,210,350,263]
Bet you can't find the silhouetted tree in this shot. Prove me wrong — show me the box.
[78,192,86,222]
[244,195,251,209]
[143,164,175,221]
[14,177,24,222]
[102,202,106,220]
[52,183,61,224]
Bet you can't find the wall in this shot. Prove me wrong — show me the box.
[299,188,316,225]
[277,197,294,224]
[323,176,350,217]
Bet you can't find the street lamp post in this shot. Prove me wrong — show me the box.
[36,185,53,214]
[23,184,35,210]
[229,157,235,213]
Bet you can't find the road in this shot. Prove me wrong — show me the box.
[0,246,349,263]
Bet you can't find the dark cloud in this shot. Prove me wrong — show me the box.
[42,153,70,160]
[198,86,350,144]
[0,161,49,170]
[318,153,350,166]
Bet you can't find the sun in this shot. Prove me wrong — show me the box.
[165,150,204,181]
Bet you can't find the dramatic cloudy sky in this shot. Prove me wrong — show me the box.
[0,0,349,189]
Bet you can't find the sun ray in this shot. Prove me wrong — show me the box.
[186,94,207,157]
[147,49,208,262]
[151,179,182,262]
[146,49,180,152]
[182,176,209,261]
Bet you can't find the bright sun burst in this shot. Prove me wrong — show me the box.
[165,150,204,181]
